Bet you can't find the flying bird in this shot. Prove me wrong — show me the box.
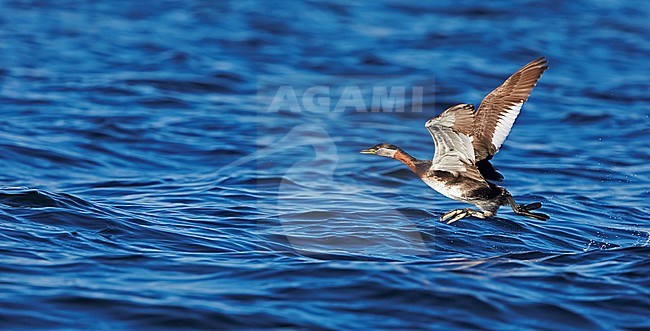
[361,57,550,224]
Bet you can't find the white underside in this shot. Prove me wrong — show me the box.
[421,177,465,201]
[421,177,503,214]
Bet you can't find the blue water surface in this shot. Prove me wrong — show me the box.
[0,0,649,329]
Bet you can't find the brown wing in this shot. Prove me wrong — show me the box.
[447,103,475,136]
[424,103,486,183]
[425,104,476,171]
[431,104,505,181]
[426,123,475,171]
[471,57,548,161]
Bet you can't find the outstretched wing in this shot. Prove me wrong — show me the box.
[425,104,483,181]
[471,57,548,161]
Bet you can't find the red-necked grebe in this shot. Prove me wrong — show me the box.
[361,57,550,224]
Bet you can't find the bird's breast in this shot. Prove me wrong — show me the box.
[421,176,466,201]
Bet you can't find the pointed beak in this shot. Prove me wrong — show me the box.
[359,148,377,154]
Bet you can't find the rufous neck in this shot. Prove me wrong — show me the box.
[393,148,418,173]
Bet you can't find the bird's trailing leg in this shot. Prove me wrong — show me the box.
[505,195,549,221]
[440,208,490,224]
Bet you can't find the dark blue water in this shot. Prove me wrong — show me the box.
[1,0,649,329]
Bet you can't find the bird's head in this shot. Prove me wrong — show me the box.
[359,143,399,158]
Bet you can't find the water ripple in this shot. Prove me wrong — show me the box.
[1,0,649,329]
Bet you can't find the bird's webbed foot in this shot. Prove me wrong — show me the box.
[512,202,549,221]
[504,194,550,221]
[440,208,489,224]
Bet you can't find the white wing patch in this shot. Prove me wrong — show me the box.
[490,101,523,152]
